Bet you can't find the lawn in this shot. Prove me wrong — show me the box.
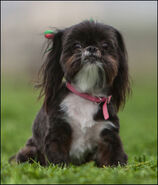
[1,77,157,184]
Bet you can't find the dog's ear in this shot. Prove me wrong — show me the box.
[39,30,64,112]
[111,30,131,111]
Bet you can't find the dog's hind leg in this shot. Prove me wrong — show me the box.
[10,137,46,166]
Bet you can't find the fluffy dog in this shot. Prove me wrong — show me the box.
[11,21,130,167]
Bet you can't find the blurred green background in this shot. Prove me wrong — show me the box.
[1,1,157,184]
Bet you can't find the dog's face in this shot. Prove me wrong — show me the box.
[40,21,130,111]
[60,22,119,95]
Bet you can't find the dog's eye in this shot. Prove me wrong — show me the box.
[74,43,82,49]
[102,42,108,49]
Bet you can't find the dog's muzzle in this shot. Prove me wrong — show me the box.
[82,46,101,63]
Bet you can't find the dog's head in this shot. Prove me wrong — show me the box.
[39,21,130,112]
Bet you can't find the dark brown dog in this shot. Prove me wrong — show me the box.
[10,21,130,167]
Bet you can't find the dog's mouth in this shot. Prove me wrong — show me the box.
[82,55,101,64]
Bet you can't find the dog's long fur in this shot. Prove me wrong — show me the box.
[10,21,130,167]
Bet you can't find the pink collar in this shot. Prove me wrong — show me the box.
[66,82,112,120]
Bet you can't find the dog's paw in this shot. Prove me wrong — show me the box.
[16,146,37,163]
[96,152,128,168]
[109,152,128,167]
[116,152,128,166]
[47,153,70,168]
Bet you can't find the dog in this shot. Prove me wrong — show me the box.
[10,20,130,167]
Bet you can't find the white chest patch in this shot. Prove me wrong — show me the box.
[61,93,98,131]
[60,93,115,160]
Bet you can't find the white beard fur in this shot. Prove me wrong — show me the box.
[72,63,106,96]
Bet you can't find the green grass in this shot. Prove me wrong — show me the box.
[1,77,157,184]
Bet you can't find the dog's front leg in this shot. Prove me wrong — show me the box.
[45,120,72,167]
[96,128,128,167]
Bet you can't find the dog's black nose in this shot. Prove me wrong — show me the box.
[86,46,97,53]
